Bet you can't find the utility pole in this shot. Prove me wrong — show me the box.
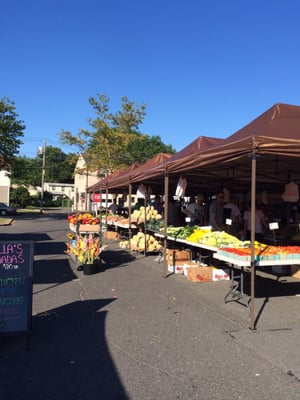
[39,140,46,213]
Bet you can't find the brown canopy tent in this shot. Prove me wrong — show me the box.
[107,152,173,191]
[86,103,300,329]
[133,103,300,329]
[130,136,224,194]
[88,162,141,193]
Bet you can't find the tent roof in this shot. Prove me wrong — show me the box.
[107,153,173,190]
[87,162,141,192]
[128,103,300,196]
[165,103,300,175]
[224,103,300,143]
[88,103,300,197]
[131,136,224,184]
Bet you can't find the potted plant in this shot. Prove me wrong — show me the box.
[65,233,107,275]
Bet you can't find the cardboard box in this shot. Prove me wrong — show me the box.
[187,266,230,282]
[187,266,212,282]
[168,264,184,274]
[183,261,201,276]
[103,230,120,240]
[290,265,300,279]
[79,224,100,233]
[167,249,191,266]
[212,267,230,281]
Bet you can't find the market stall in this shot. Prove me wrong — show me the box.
[126,103,300,329]
[87,103,300,329]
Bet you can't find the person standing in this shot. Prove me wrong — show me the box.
[209,191,225,231]
[166,196,179,226]
[182,194,205,226]
[109,198,119,214]
[243,202,266,242]
[151,195,164,215]
[224,195,242,236]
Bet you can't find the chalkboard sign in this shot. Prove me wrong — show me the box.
[0,241,34,335]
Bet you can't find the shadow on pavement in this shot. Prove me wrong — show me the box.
[243,274,300,298]
[33,258,77,285]
[0,232,51,241]
[101,248,136,270]
[0,298,128,400]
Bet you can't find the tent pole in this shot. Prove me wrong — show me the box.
[144,193,147,256]
[250,153,257,330]
[128,183,132,252]
[99,189,103,245]
[105,187,109,226]
[163,173,169,277]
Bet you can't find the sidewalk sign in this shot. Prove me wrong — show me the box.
[0,241,34,336]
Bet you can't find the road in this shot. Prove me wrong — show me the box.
[0,211,299,400]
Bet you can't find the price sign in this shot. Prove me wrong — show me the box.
[269,222,279,230]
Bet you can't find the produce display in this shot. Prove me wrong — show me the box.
[163,226,243,248]
[87,212,300,263]
[218,244,300,261]
[67,213,100,225]
[119,232,162,252]
[131,205,163,223]
[188,230,242,247]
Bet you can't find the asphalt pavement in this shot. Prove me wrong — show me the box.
[0,211,299,400]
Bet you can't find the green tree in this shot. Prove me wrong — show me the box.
[10,186,31,207]
[127,134,175,164]
[0,97,25,167]
[11,156,41,186]
[40,145,76,183]
[11,147,76,187]
[60,94,150,173]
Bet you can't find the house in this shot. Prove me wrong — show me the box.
[43,182,75,203]
[74,154,102,211]
[0,168,11,204]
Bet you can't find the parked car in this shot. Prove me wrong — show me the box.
[0,202,17,216]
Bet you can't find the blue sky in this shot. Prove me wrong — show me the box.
[1,0,300,157]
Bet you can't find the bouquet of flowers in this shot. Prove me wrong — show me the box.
[66,233,107,264]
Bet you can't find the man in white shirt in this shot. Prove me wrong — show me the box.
[183,194,205,226]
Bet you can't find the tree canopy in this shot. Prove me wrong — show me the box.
[11,146,77,186]
[60,94,175,173]
[0,97,25,167]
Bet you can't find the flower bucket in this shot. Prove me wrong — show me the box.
[82,263,98,275]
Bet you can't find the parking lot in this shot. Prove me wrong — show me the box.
[0,211,300,400]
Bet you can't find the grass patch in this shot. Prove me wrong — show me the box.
[18,208,41,213]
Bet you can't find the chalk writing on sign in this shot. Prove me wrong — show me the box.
[0,243,25,269]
